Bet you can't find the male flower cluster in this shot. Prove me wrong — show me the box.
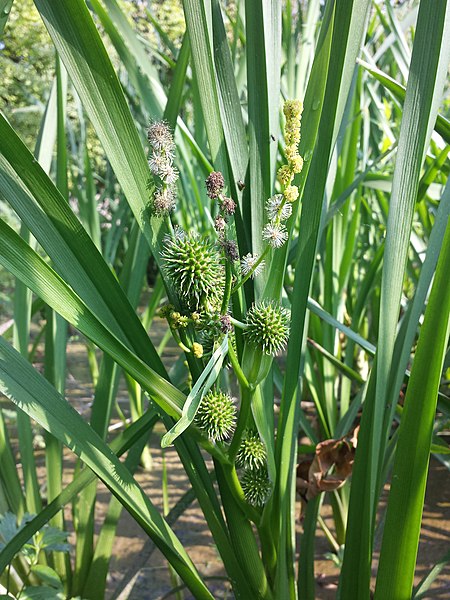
[261,100,304,250]
[147,121,178,215]
[205,171,238,263]
[279,99,304,204]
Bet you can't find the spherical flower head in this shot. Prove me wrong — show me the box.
[241,467,272,507]
[285,129,301,147]
[284,185,299,203]
[236,431,267,471]
[161,231,225,310]
[283,100,303,121]
[244,300,290,356]
[194,390,236,442]
[192,342,203,358]
[277,164,293,186]
[221,239,239,262]
[160,164,179,185]
[290,155,304,174]
[262,223,288,248]
[266,195,292,222]
[220,314,233,333]
[206,171,225,199]
[148,153,172,178]
[214,214,227,234]
[285,144,299,162]
[240,253,265,278]
[220,196,236,215]
[147,121,175,153]
[153,186,176,216]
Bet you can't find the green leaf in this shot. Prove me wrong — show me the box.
[162,335,229,447]
[374,219,450,599]
[30,565,63,590]
[0,219,185,418]
[0,337,214,600]
[341,2,450,596]
[19,587,64,600]
[33,0,167,264]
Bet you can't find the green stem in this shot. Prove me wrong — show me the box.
[228,385,254,462]
[227,338,250,389]
[222,464,261,524]
[221,261,233,314]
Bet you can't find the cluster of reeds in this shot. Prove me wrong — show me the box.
[0,1,449,599]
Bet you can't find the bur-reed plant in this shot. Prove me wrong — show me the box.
[0,1,449,599]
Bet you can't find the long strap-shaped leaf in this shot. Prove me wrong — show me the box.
[0,337,214,600]
[162,335,229,447]
[32,0,167,266]
[340,1,450,597]
[375,217,450,598]
[0,409,158,574]
[272,2,371,597]
[0,114,166,378]
[0,219,185,418]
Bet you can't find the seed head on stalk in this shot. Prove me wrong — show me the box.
[194,390,236,442]
[241,467,272,507]
[161,231,225,311]
[244,301,290,356]
[236,431,267,471]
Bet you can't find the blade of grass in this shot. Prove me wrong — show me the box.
[0,338,215,600]
[341,2,450,596]
[273,3,371,596]
[0,218,185,418]
[374,216,450,598]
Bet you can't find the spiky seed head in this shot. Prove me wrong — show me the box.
[236,431,267,471]
[206,171,225,199]
[161,232,225,311]
[241,467,272,507]
[194,390,236,442]
[244,301,290,356]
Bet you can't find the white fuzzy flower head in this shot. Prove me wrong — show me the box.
[153,186,176,215]
[148,153,172,178]
[160,164,179,185]
[147,121,175,153]
[262,223,288,248]
[266,195,292,222]
[240,253,265,278]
